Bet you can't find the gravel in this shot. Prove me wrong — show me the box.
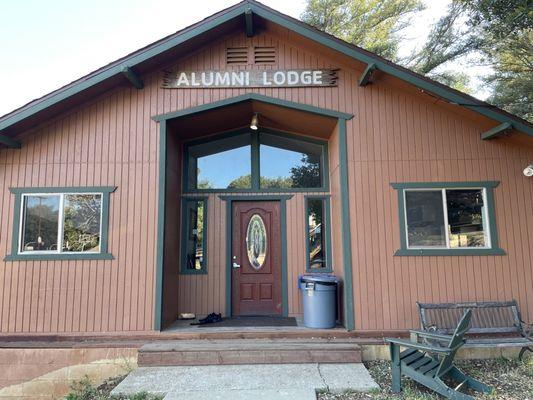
[318,357,533,400]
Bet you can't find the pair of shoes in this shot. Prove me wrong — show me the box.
[190,312,222,325]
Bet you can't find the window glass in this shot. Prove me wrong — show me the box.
[63,194,102,252]
[260,134,322,188]
[307,198,326,269]
[405,191,446,247]
[184,200,206,271]
[21,195,60,252]
[446,189,486,248]
[188,135,251,189]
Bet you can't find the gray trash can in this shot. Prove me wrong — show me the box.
[298,274,339,328]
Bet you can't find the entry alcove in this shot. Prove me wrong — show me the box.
[158,95,348,331]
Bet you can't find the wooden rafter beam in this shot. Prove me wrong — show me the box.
[0,134,21,148]
[481,122,512,140]
[245,8,254,37]
[121,67,144,89]
[358,63,377,86]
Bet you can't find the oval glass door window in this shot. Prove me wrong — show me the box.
[246,214,267,269]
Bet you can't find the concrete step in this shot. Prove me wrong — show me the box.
[163,389,317,400]
[110,364,380,398]
[138,338,362,366]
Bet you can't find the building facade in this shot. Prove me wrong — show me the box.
[0,0,532,338]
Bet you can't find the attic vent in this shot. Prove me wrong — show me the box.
[254,46,276,64]
[226,47,248,64]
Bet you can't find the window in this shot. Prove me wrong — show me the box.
[260,134,323,189]
[181,198,207,273]
[392,182,504,256]
[305,196,332,271]
[187,134,252,189]
[6,187,115,261]
[185,130,327,191]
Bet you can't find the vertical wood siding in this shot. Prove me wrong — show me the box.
[0,26,531,333]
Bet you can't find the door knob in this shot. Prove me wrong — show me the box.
[232,262,241,269]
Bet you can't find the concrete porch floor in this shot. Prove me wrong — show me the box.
[111,363,380,400]
[162,316,348,335]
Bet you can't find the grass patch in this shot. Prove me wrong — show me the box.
[64,376,163,400]
[318,357,533,400]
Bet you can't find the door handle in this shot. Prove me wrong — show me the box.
[232,262,241,269]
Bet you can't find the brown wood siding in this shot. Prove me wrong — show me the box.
[0,26,531,334]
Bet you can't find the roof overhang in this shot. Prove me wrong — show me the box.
[0,0,531,143]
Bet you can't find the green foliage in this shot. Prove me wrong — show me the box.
[301,0,424,60]
[64,376,163,400]
[63,195,101,252]
[458,0,533,121]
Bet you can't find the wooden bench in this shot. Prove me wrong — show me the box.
[412,301,532,360]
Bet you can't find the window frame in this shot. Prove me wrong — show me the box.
[391,181,505,256]
[5,187,116,261]
[180,197,208,275]
[304,195,333,272]
[183,128,329,193]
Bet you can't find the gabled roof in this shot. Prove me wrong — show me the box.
[0,0,531,146]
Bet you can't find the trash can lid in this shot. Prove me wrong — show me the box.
[299,274,340,285]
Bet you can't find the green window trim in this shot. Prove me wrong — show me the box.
[304,195,333,272]
[183,128,329,193]
[180,197,208,275]
[391,181,505,256]
[5,186,116,261]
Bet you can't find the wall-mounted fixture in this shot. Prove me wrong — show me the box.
[250,113,259,130]
[523,164,533,177]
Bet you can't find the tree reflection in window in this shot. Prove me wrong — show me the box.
[307,198,326,269]
[63,194,102,252]
[184,199,206,271]
[259,134,322,189]
[187,132,325,191]
[21,195,60,251]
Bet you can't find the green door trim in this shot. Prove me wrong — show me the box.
[337,119,355,331]
[219,194,293,317]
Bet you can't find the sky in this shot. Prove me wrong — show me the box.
[0,0,486,117]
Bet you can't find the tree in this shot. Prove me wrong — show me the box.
[301,0,478,91]
[457,0,532,121]
[301,0,424,60]
[404,1,481,90]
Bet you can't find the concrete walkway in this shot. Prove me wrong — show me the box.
[111,363,379,399]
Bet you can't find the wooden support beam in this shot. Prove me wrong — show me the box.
[245,8,254,37]
[481,122,512,140]
[0,134,21,148]
[121,67,144,89]
[358,63,377,86]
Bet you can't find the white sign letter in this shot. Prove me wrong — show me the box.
[313,70,322,85]
[262,71,272,85]
[176,72,189,86]
[287,71,299,85]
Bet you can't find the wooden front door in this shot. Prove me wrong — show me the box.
[232,201,282,316]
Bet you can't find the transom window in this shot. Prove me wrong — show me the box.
[185,130,327,191]
[392,182,504,256]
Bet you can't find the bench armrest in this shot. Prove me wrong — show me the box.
[386,338,454,354]
[410,330,452,341]
[520,320,533,338]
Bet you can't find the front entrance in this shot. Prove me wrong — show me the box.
[232,201,282,316]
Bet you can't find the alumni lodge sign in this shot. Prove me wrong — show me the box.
[162,69,338,88]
